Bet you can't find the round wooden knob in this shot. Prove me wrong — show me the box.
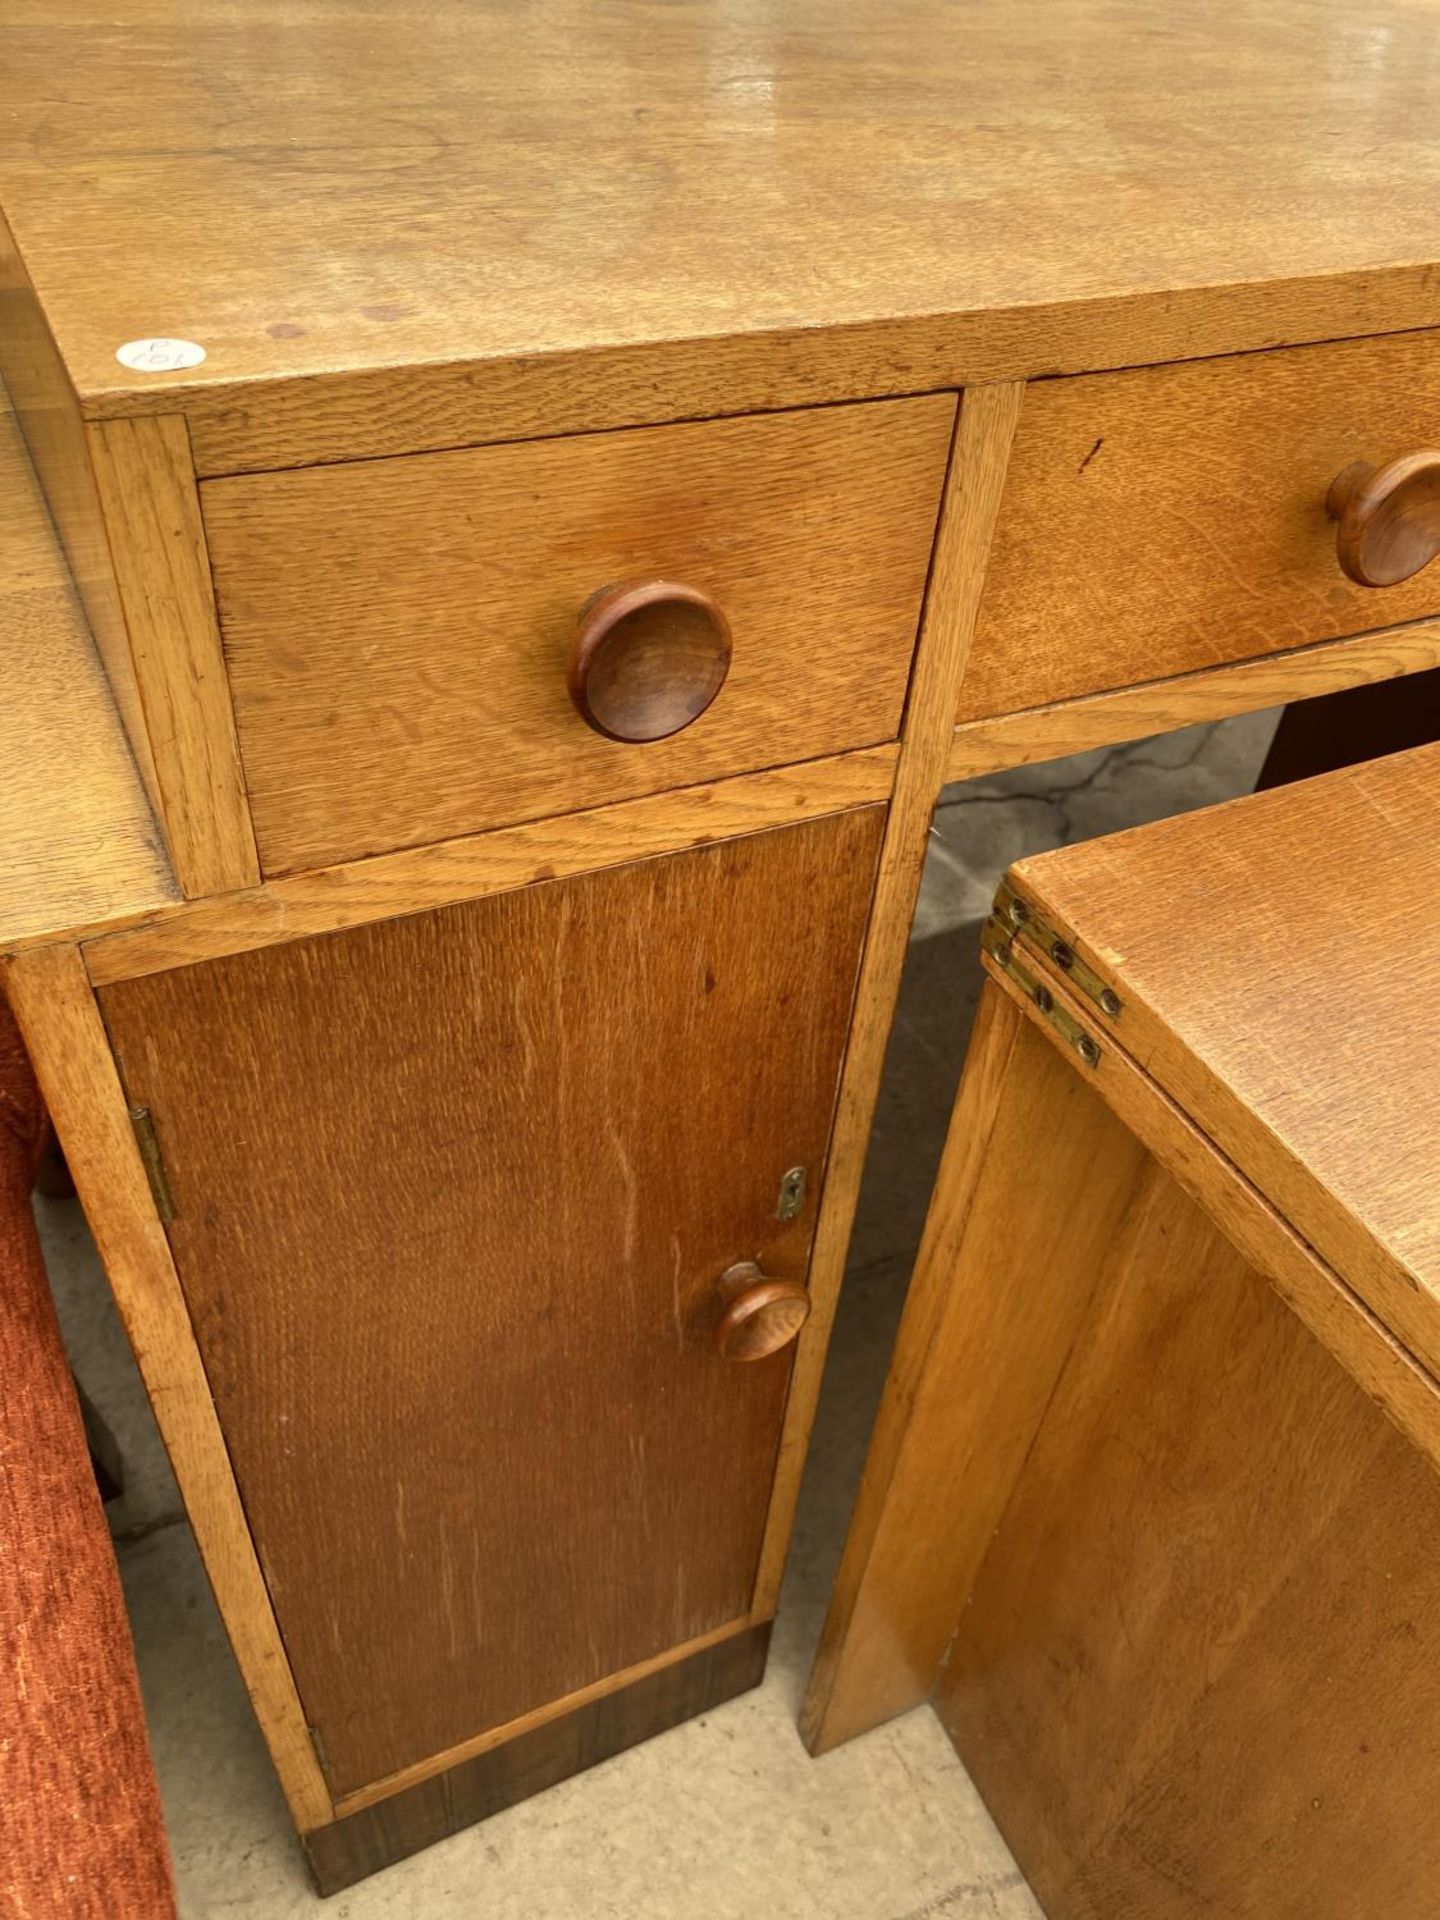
[713,1262,810,1363]
[1326,451,1440,587]
[568,580,731,742]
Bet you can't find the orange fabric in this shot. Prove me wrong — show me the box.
[0,989,176,1918]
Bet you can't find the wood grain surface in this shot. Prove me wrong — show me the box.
[97,808,884,1800]
[748,381,1022,1617]
[1008,741,1440,1382]
[332,1617,748,1820]
[5,212,258,898]
[947,616,1440,782]
[960,330,1440,720]
[0,211,164,832]
[806,934,1440,1778]
[981,948,1440,1472]
[5,0,1440,468]
[0,385,175,945]
[87,414,260,896]
[204,397,952,873]
[801,984,1150,1754]
[941,1160,1440,1920]
[0,944,331,1831]
[80,744,897,984]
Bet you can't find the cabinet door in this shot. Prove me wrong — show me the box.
[98,806,884,1799]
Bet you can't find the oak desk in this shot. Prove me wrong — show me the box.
[807,743,1440,1918]
[3,0,1440,1890]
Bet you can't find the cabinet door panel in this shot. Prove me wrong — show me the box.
[98,806,884,1797]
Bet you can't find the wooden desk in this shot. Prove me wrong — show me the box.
[3,0,1440,1890]
[805,743,1440,1917]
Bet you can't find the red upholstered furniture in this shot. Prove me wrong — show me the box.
[0,988,176,1919]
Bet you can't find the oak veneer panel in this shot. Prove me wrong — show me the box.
[81,747,897,984]
[97,806,884,1799]
[977,952,1440,1477]
[6,0,1440,465]
[1007,740,1440,1378]
[801,987,1151,1754]
[748,380,1022,1620]
[810,740,1440,1915]
[203,397,953,874]
[960,330,1440,720]
[0,209,158,817]
[4,217,255,900]
[940,1163,1440,1920]
[0,386,175,945]
[0,943,332,1829]
[87,413,260,897]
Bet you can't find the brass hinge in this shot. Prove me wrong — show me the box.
[982,914,1103,1069]
[128,1105,177,1224]
[992,880,1123,1021]
[308,1724,332,1774]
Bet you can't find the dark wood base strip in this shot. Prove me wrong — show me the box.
[301,1623,772,1897]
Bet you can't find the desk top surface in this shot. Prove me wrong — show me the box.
[4,0,1440,457]
[1013,741,1440,1354]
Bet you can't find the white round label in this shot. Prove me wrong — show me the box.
[115,338,207,373]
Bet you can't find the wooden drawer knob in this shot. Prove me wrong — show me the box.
[1327,451,1440,587]
[713,1261,810,1363]
[568,580,732,742]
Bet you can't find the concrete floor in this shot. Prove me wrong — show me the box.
[40,710,1277,1917]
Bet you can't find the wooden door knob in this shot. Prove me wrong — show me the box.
[1326,451,1440,587]
[713,1262,810,1363]
[568,580,732,742]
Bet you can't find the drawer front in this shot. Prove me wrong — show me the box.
[960,330,1440,722]
[203,397,954,875]
[98,806,885,1800]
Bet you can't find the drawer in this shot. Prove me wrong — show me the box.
[202,396,955,875]
[959,329,1440,722]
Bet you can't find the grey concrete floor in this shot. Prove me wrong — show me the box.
[40,708,1277,1917]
